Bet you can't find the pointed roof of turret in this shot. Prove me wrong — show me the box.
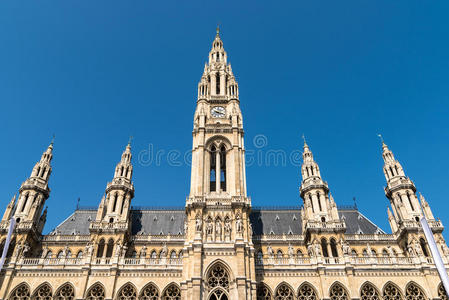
[302,135,314,162]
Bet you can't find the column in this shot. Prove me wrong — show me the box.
[219,72,225,95]
[216,151,221,192]
[211,72,217,96]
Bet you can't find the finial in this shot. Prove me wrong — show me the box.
[50,134,55,146]
[353,197,358,209]
[302,134,307,145]
[128,136,133,146]
[76,197,80,210]
[377,133,384,144]
[216,24,220,36]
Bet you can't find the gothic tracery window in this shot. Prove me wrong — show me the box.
[405,283,426,300]
[383,283,403,300]
[361,283,380,300]
[32,283,52,300]
[209,288,228,300]
[297,283,318,300]
[257,283,273,300]
[9,283,30,300]
[117,284,137,300]
[274,284,294,300]
[139,283,159,300]
[162,284,181,300]
[329,283,349,300]
[86,284,105,300]
[54,283,75,300]
[207,264,230,291]
[438,283,448,300]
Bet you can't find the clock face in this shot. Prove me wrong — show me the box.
[211,106,226,118]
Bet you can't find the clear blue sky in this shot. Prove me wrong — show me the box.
[0,1,448,238]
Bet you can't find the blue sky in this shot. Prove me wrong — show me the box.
[0,0,448,238]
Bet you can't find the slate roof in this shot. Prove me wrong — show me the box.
[51,206,384,236]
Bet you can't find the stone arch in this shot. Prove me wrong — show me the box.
[257,282,273,300]
[438,283,447,300]
[161,283,181,300]
[329,282,350,300]
[208,287,229,300]
[383,282,404,300]
[205,136,232,152]
[85,282,106,300]
[8,282,31,300]
[274,282,295,300]
[139,282,160,300]
[54,282,75,300]
[405,282,427,300]
[31,282,53,300]
[297,282,319,300]
[205,261,231,292]
[116,282,137,300]
[360,282,381,300]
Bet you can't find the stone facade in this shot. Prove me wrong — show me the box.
[0,29,448,300]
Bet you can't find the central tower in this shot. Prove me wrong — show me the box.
[183,29,255,300]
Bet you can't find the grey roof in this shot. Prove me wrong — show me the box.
[51,206,384,236]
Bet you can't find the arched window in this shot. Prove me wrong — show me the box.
[277,250,283,259]
[438,283,447,300]
[112,193,118,213]
[21,193,29,212]
[351,249,357,257]
[32,283,53,300]
[361,282,380,300]
[0,239,5,256]
[321,238,329,257]
[207,264,230,291]
[383,282,403,300]
[150,250,157,260]
[329,283,349,300]
[86,284,105,300]
[274,283,294,300]
[330,238,338,257]
[297,249,303,257]
[66,250,72,258]
[256,250,263,264]
[117,283,137,300]
[210,146,217,192]
[257,283,272,300]
[105,239,114,258]
[209,289,228,300]
[96,239,105,258]
[170,250,177,263]
[57,251,64,258]
[54,283,75,300]
[162,284,181,300]
[76,251,83,258]
[45,250,53,259]
[419,238,429,257]
[405,283,426,300]
[382,249,389,257]
[297,283,318,300]
[178,250,183,259]
[216,73,220,94]
[317,192,322,211]
[219,146,227,192]
[9,283,30,300]
[139,283,159,300]
[363,249,368,257]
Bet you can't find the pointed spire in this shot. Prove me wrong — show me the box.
[8,194,16,208]
[419,193,428,206]
[302,134,313,162]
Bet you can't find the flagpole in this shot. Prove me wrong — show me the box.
[420,216,449,296]
[0,218,16,271]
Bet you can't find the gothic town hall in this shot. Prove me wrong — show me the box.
[0,31,448,300]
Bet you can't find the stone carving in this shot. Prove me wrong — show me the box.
[314,240,322,257]
[206,218,213,236]
[340,238,350,255]
[267,245,274,259]
[307,243,314,257]
[215,219,222,239]
[224,218,232,234]
[161,243,167,258]
[195,214,202,232]
[140,245,147,258]
[288,244,294,258]
[235,214,243,233]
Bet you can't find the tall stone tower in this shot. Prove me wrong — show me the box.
[183,28,255,300]
[381,140,443,257]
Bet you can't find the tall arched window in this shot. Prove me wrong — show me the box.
[112,193,118,213]
[321,238,329,257]
[297,283,318,300]
[9,283,30,300]
[139,283,159,300]
[216,73,220,94]
[219,146,226,192]
[162,284,181,300]
[54,283,75,300]
[383,282,403,300]
[419,238,429,257]
[360,282,380,300]
[330,238,338,257]
[170,250,177,264]
[85,284,105,300]
[117,283,137,300]
[32,283,53,300]
[274,283,294,300]
[21,193,29,212]
[257,283,272,300]
[96,239,105,258]
[329,283,349,300]
[210,146,217,192]
[405,283,426,300]
[105,239,114,258]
